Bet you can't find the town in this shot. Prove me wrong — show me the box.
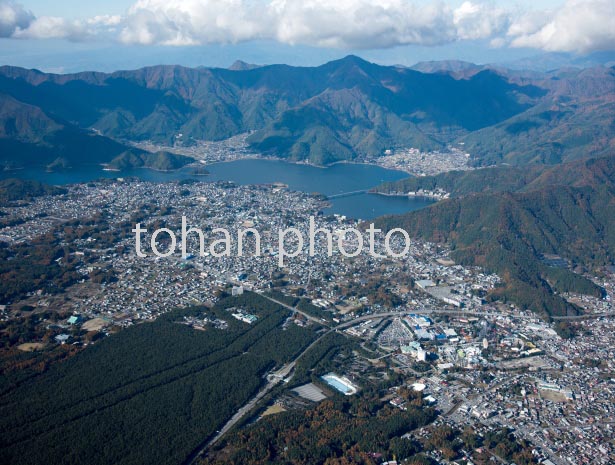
[0,177,614,465]
[133,215,414,265]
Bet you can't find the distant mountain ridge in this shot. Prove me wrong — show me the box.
[501,50,615,72]
[0,56,543,167]
[412,51,615,74]
[410,60,486,78]
[228,60,261,71]
[0,56,613,167]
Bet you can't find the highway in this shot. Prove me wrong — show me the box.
[204,378,279,449]
[186,319,332,464]
[260,295,330,326]
[333,309,503,329]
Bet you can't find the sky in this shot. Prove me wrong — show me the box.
[0,0,614,72]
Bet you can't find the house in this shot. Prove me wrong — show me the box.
[55,334,70,344]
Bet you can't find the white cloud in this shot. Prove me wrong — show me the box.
[119,0,265,45]
[88,15,122,27]
[454,1,510,41]
[267,0,457,49]
[1,0,614,54]
[0,0,33,37]
[114,0,517,49]
[13,16,87,40]
[508,0,615,53]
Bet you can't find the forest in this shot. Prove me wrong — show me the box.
[0,178,66,203]
[375,183,615,320]
[0,292,318,465]
[203,380,537,465]
[202,385,438,465]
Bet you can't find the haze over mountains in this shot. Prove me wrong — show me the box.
[410,50,615,75]
[1,55,613,169]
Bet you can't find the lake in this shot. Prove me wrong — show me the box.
[0,159,434,220]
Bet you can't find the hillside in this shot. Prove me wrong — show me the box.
[247,87,443,164]
[0,93,142,169]
[374,154,615,198]
[106,150,195,171]
[0,179,66,203]
[247,59,540,163]
[374,154,615,318]
[0,57,544,166]
[374,165,547,198]
[461,66,615,166]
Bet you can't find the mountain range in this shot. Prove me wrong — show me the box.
[2,55,612,168]
[374,154,615,318]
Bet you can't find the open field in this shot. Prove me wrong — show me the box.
[81,318,109,332]
[261,404,287,417]
[16,343,46,352]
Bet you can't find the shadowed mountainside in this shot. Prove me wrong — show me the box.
[374,154,615,318]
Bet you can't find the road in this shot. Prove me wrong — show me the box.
[263,293,554,331]
[260,295,330,327]
[186,325,332,464]
[333,309,503,330]
[327,189,368,199]
[205,378,279,448]
[552,311,615,320]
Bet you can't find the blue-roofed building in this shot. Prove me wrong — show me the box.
[67,315,83,325]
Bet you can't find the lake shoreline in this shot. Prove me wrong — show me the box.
[200,154,415,176]
[0,159,434,220]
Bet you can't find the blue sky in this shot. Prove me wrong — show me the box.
[21,0,567,19]
[0,0,613,72]
[19,0,130,19]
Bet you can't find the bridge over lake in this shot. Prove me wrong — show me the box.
[327,189,369,199]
